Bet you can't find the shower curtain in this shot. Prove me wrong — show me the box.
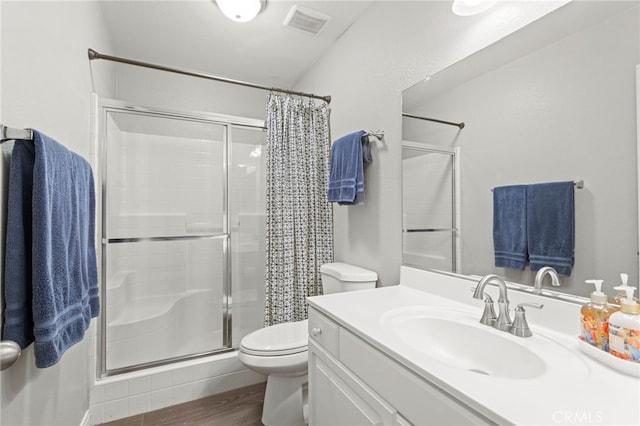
[264,93,333,326]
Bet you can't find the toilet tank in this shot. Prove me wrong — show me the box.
[320,262,378,294]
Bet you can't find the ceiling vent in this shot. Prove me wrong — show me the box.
[283,5,331,35]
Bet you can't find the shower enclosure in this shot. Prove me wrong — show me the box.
[99,100,265,376]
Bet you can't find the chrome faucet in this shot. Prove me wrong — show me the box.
[473,274,512,331]
[533,266,561,295]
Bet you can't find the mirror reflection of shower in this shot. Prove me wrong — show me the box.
[401,141,459,273]
[100,100,265,375]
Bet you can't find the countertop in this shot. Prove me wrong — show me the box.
[307,267,640,426]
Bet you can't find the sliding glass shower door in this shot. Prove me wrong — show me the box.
[100,101,265,375]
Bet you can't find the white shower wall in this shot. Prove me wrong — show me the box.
[106,124,225,239]
[105,241,223,370]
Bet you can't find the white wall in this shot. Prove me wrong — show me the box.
[95,65,269,121]
[295,1,567,287]
[0,1,114,425]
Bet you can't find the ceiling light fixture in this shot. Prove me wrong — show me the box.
[215,0,265,23]
[452,0,496,16]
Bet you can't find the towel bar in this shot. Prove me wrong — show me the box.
[365,129,384,140]
[1,124,33,143]
[491,180,584,192]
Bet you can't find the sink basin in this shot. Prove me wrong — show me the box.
[381,306,554,379]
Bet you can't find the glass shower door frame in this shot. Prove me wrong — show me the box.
[401,141,460,273]
[97,99,264,377]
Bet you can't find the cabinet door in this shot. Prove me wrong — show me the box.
[309,342,394,426]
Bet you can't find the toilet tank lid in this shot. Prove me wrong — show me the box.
[320,262,377,282]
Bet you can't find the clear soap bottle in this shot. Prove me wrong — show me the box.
[580,279,615,351]
[609,273,638,307]
[608,287,640,362]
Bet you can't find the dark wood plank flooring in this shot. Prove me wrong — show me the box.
[101,382,265,426]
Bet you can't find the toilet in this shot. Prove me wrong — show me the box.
[238,262,377,426]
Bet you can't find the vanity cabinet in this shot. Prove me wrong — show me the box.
[309,340,397,425]
[308,307,493,426]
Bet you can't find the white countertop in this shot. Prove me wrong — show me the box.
[308,267,640,426]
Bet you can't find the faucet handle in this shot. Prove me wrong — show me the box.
[517,302,544,311]
[480,294,497,326]
[471,286,497,326]
[510,303,544,337]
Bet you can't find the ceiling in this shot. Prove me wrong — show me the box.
[98,0,375,89]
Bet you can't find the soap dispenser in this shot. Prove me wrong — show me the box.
[580,280,615,350]
[608,287,640,362]
[609,273,637,307]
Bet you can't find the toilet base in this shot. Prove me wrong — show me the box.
[262,372,308,426]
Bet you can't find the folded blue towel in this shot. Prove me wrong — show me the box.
[493,185,528,270]
[2,130,99,368]
[527,181,575,276]
[3,140,36,348]
[328,131,371,205]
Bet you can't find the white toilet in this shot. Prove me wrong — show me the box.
[238,262,377,426]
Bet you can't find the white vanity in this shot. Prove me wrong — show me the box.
[307,266,640,425]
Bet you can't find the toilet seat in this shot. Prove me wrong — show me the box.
[240,319,309,356]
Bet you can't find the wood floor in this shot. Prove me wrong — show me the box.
[101,382,265,426]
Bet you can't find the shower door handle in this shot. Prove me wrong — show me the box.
[0,340,21,370]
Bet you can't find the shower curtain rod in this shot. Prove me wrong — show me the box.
[402,112,465,129]
[1,124,33,143]
[88,49,332,104]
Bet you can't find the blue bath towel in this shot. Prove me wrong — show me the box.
[527,181,575,276]
[3,140,36,348]
[2,131,99,368]
[493,185,528,270]
[328,131,371,205]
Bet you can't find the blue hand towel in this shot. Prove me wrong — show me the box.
[328,131,370,205]
[527,181,574,276]
[2,130,99,368]
[493,185,528,270]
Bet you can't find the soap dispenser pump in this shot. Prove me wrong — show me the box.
[610,273,637,306]
[580,280,614,350]
[608,287,640,362]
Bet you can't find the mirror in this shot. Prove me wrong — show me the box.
[401,1,640,297]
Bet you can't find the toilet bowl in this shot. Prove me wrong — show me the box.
[238,262,377,426]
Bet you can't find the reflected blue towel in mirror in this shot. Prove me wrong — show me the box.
[527,181,574,276]
[493,185,528,270]
[2,131,99,368]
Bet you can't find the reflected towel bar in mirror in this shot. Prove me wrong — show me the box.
[403,228,457,233]
[490,180,584,192]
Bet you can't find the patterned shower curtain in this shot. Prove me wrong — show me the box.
[264,93,333,326]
